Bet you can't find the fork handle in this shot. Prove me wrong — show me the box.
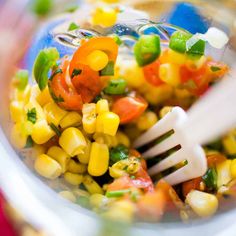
[183,66,236,145]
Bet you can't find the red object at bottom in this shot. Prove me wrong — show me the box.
[0,192,17,236]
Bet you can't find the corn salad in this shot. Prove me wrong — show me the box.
[9,2,232,224]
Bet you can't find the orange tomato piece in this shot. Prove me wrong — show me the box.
[112,96,148,124]
[143,60,164,86]
[48,60,83,111]
[206,60,229,80]
[107,176,134,192]
[156,180,182,210]
[69,37,118,76]
[180,64,209,96]
[137,189,166,221]
[107,167,154,193]
[71,63,102,103]
[182,177,202,198]
[207,153,227,168]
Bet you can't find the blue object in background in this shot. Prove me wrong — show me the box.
[23,16,76,71]
[164,2,210,34]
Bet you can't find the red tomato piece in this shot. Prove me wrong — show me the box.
[112,96,148,124]
[137,189,166,221]
[107,167,154,193]
[107,176,134,192]
[206,60,229,79]
[48,60,83,111]
[182,177,202,198]
[207,153,227,168]
[180,64,209,96]
[143,60,164,86]
[71,63,102,103]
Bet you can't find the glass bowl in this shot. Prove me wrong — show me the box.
[0,0,236,235]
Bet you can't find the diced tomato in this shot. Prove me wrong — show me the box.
[107,176,134,192]
[137,189,166,221]
[206,60,229,80]
[143,60,164,86]
[156,180,182,210]
[71,63,102,103]
[107,167,154,193]
[69,37,118,76]
[134,167,154,193]
[48,60,83,111]
[180,64,209,96]
[112,96,148,124]
[182,177,202,198]
[207,153,227,168]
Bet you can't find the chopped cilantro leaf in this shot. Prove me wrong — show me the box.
[72,69,82,78]
[211,66,221,72]
[68,22,80,31]
[49,123,61,136]
[49,69,62,81]
[27,108,37,124]
[25,136,34,148]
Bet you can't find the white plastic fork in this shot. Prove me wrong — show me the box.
[133,67,236,185]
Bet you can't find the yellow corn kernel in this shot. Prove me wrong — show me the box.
[96,112,120,136]
[59,191,76,203]
[24,121,34,136]
[109,158,140,178]
[67,159,87,174]
[137,111,158,131]
[24,99,45,122]
[230,159,236,179]
[82,103,97,134]
[102,200,135,223]
[10,123,28,149]
[117,59,145,88]
[90,194,108,209]
[12,84,31,103]
[223,133,236,155]
[216,160,232,188]
[92,7,117,28]
[59,112,82,129]
[59,127,86,156]
[93,133,118,148]
[96,99,109,114]
[159,63,181,87]
[64,172,83,185]
[159,106,173,118]
[116,131,130,147]
[143,84,173,106]
[31,120,55,145]
[77,139,91,164]
[174,88,192,99]
[34,154,62,179]
[88,142,109,176]
[37,86,53,106]
[167,49,187,65]
[47,146,70,173]
[10,101,24,123]
[83,175,104,195]
[44,102,68,126]
[186,190,218,217]
[31,85,53,106]
[87,50,109,71]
